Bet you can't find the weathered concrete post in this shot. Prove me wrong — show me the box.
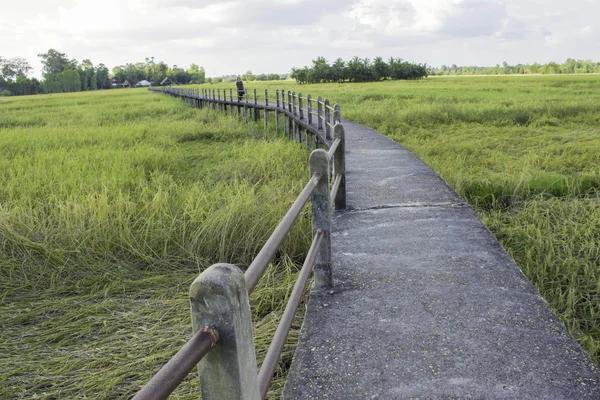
[229,89,234,116]
[275,89,280,133]
[306,130,312,150]
[325,98,331,140]
[317,96,323,131]
[291,92,298,140]
[264,89,268,128]
[309,150,332,288]
[288,91,293,140]
[253,89,258,122]
[217,89,221,112]
[307,94,312,125]
[298,93,304,120]
[190,264,260,400]
[333,104,341,125]
[244,90,249,123]
[333,124,346,210]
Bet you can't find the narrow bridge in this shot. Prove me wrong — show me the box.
[141,87,600,399]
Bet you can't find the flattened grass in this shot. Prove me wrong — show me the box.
[0,89,310,398]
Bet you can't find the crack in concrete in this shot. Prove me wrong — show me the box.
[343,202,468,212]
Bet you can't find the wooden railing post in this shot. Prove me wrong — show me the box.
[333,124,346,210]
[190,264,260,400]
[229,88,234,116]
[325,99,331,140]
[309,150,332,288]
[298,93,304,120]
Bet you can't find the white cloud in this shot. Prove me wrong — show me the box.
[1,0,600,78]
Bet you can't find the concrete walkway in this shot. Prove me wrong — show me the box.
[283,120,600,399]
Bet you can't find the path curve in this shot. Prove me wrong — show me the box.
[283,119,600,399]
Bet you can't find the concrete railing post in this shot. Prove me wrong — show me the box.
[275,90,280,133]
[298,93,304,120]
[190,264,260,400]
[309,150,332,288]
[244,90,249,123]
[288,91,293,139]
[333,124,347,210]
[325,98,331,140]
[253,89,259,122]
[317,96,323,131]
[334,104,341,125]
[307,94,312,125]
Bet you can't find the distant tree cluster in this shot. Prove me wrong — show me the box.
[291,57,428,84]
[111,57,206,87]
[204,71,287,84]
[429,59,600,76]
[0,56,40,96]
[0,49,207,96]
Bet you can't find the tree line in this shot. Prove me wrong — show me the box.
[0,49,208,97]
[429,59,600,76]
[291,57,429,84]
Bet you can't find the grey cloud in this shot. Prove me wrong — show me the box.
[440,1,507,38]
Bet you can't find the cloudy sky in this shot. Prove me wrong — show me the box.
[2,0,599,78]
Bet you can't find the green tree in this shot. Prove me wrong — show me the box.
[187,64,206,84]
[372,57,389,81]
[78,59,95,90]
[38,49,77,77]
[95,63,110,88]
[1,57,33,80]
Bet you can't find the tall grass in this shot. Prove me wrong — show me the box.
[197,75,600,363]
[207,75,600,364]
[0,89,311,398]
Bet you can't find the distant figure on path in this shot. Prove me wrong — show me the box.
[236,77,245,101]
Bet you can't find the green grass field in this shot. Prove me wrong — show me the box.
[0,89,311,398]
[225,75,600,364]
[205,74,600,362]
[2,75,600,398]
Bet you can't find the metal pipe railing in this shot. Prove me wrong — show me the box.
[327,138,341,159]
[244,172,321,294]
[257,230,325,398]
[330,174,342,208]
[133,327,219,400]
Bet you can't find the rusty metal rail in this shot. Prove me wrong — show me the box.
[133,328,218,400]
[257,229,325,398]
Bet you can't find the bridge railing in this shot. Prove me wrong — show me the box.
[134,86,346,399]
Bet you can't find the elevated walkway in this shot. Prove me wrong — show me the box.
[283,120,600,399]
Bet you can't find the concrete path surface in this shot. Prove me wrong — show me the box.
[283,120,600,399]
